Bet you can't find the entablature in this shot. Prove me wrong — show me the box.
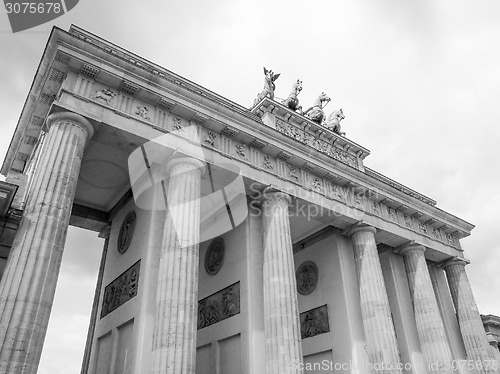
[1,25,474,257]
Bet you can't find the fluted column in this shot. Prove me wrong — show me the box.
[443,258,498,374]
[150,156,205,374]
[347,224,402,374]
[262,189,303,374]
[399,244,453,373]
[0,111,94,374]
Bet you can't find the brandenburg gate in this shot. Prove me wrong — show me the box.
[0,25,496,374]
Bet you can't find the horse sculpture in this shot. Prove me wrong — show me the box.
[326,109,346,136]
[253,67,280,106]
[303,92,331,124]
[282,79,303,113]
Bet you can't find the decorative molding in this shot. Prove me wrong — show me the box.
[235,144,246,159]
[302,162,315,172]
[38,93,56,105]
[81,63,100,78]
[191,114,207,124]
[157,97,174,110]
[205,237,225,276]
[15,153,29,162]
[289,166,299,183]
[197,282,240,329]
[23,135,37,145]
[120,81,138,95]
[275,120,358,168]
[221,127,239,138]
[277,151,291,161]
[117,211,136,254]
[31,115,45,127]
[48,68,66,83]
[250,139,266,149]
[100,260,140,318]
[263,155,274,170]
[135,106,151,120]
[55,51,70,64]
[204,131,217,147]
[296,261,319,295]
[300,305,330,339]
[93,89,117,106]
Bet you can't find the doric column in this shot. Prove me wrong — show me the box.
[262,189,303,374]
[347,224,402,374]
[0,111,94,374]
[443,258,498,374]
[399,244,453,373]
[150,156,205,374]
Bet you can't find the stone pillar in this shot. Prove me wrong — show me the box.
[0,111,94,374]
[150,156,205,374]
[262,189,303,374]
[443,258,498,374]
[399,244,454,373]
[81,226,110,374]
[347,224,402,374]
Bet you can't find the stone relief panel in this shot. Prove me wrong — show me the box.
[100,260,141,318]
[118,211,136,254]
[300,304,330,339]
[205,237,225,276]
[197,282,240,330]
[275,120,358,168]
[296,261,319,295]
[135,105,151,120]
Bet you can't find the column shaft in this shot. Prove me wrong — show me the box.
[150,157,204,374]
[348,225,402,374]
[400,244,453,373]
[0,112,93,374]
[444,259,499,374]
[262,190,303,374]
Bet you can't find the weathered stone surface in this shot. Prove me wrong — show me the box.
[150,156,205,374]
[399,244,454,373]
[347,224,402,374]
[444,258,499,374]
[262,190,303,374]
[0,112,94,374]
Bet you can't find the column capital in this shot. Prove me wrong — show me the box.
[440,256,470,270]
[262,187,291,205]
[345,223,376,238]
[46,111,95,140]
[397,243,426,257]
[164,156,206,178]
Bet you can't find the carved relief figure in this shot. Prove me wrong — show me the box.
[197,282,241,329]
[135,106,151,120]
[118,211,136,254]
[253,67,280,106]
[94,88,117,105]
[325,109,345,136]
[300,305,330,339]
[282,79,303,113]
[205,238,225,275]
[101,261,141,318]
[303,92,331,124]
[296,261,318,295]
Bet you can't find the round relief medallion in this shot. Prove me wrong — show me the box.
[117,211,136,254]
[205,238,225,275]
[296,261,318,295]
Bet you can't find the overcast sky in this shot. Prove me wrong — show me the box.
[1,1,499,373]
